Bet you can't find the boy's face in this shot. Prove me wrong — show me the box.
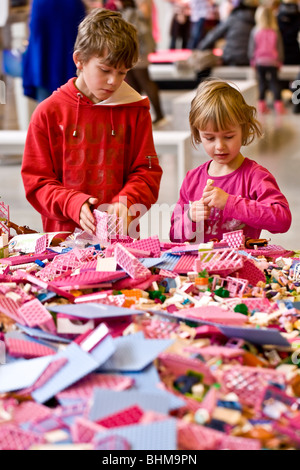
[74,53,129,103]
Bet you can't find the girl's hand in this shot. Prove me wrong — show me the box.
[79,197,98,235]
[189,198,211,222]
[202,184,229,210]
[107,202,134,235]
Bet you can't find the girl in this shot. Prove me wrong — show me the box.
[248,5,285,114]
[170,79,292,243]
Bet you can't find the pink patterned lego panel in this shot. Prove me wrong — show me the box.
[221,365,286,407]
[0,424,45,450]
[222,230,245,249]
[6,337,56,359]
[234,258,266,286]
[115,244,151,280]
[0,295,26,324]
[18,298,56,332]
[194,249,244,275]
[37,247,98,282]
[173,254,198,274]
[0,202,10,236]
[35,234,49,254]
[93,209,124,243]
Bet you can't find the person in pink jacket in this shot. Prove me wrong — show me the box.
[248,5,285,114]
[170,79,292,243]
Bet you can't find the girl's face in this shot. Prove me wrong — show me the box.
[199,124,243,167]
[74,54,129,103]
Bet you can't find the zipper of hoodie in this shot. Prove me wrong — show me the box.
[146,156,159,169]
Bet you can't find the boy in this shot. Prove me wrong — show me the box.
[21,9,163,237]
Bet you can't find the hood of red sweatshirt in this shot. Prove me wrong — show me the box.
[50,78,151,138]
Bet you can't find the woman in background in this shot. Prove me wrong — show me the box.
[22,0,86,102]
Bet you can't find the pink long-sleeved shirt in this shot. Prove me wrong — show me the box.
[170,157,292,243]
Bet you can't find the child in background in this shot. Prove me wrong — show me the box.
[248,5,285,114]
[170,79,292,243]
[21,9,163,237]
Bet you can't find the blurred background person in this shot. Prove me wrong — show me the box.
[22,0,86,102]
[166,0,191,50]
[277,0,300,66]
[188,0,219,49]
[198,0,258,66]
[117,0,166,126]
[248,4,285,114]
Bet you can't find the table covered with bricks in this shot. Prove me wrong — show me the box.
[0,206,300,450]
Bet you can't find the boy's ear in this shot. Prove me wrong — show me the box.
[73,51,83,70]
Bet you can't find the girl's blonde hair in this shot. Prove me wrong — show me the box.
[189,79,262,147]
[255,5,278,30]
[74,8,139,69]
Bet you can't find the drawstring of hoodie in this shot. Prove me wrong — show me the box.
[110,107,115,136]
[73,93,116,137]
[73,92,82,138]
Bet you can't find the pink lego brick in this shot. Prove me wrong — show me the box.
[221,365,286,407]
[173,254,198,274]
[0,202,10,236]
[6,337,56,359]
[36,247,97,282]
[51,270,126,289]
[93,435,131,450]
[57,373,133,402]
[177,305,248,326]
[159,353,216,385]
[71,417,106,444]
[93,209,124,242]
[35,234,49,254]
[177,421,261,450]
[17,298,56,332]
[96,405,144,428]
[224,297,276,314]
[194,249,244,275]
[115,244,151,279]
[225,276,249,297]
[0,424,45,450]
[234,258,266,286]
[177,421,221,450]
[218,435,261,451]
[0,295,25,324]
[12,401,53,425]
[222,230,245,249]
[0,251,58,266]
[158,269,178,278]
[127,235,161,258]
[185,345,245,360]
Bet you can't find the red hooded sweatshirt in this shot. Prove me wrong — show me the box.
[21,78,163,234]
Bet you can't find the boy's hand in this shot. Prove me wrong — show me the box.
[189,198,211,222]
[202,184,229,210]
[79,197,98,235]
[107,202,134,235]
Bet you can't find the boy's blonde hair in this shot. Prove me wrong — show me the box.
[189,79,262,147]
[255,5,278,30]
[74,8,139,69]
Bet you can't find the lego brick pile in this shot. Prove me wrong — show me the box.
[1,211,300,449]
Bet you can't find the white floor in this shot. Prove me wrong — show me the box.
[1,88,300,250]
